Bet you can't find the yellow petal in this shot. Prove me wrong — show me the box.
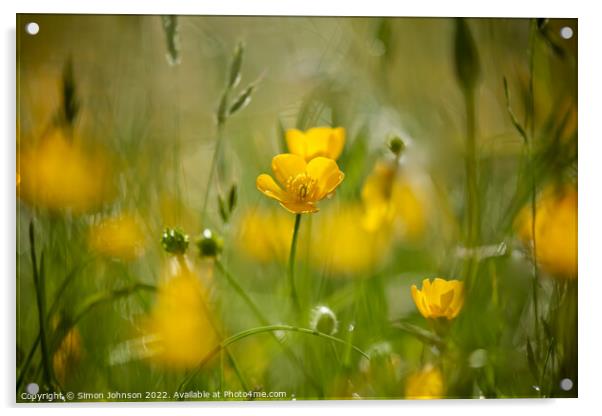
[421,278,432,300]
[439,289,455,313]
[279,200,318,214]
[271,153,307,185]
[285,129,308,159]
[256,174,287,202]
[430,278,449,311]
[411,285,429,318]
[326,127,345,160]
[306,157,345,198]
[304,127,345,160]
[447,281,465,319]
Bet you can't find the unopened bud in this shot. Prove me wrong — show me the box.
[196,228,223,257]
[161,228,189,255]
[387,136,405,157]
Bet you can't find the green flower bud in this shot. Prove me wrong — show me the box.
[310,305,338,335]
[387,135,405,157]
[196,228,223,257]
[161,228,189,255]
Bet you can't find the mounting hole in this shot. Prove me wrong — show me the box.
[26,382,39,395]
[560,26,573,40]
[560,378,574,391]
[25,22,39,35]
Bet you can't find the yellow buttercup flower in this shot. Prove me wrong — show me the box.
[286,127,345,161]
[404,365,444,399]
[361,162,426,239]
[88,213,147,261]
[411,278,465,320]
[17,128,114,214]
[144,256,218,370]
[256,153,344,214]
[516,185,577,278]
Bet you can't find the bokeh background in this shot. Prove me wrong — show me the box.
[16,15,577,401]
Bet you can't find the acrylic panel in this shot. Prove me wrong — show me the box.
[16,14,577,402]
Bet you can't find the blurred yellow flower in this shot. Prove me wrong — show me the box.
[313,204,389,275]
[404,365,444,399]
[17,129,114,214]
[52,326,82,386]
[286,126,345,161]
[361,162,426,239]
[88,214,146,261]
[411,278,464,320]
[144,257,218,370]
[516,185,577,278]
[256,153,344,213]
[237,209,293,263]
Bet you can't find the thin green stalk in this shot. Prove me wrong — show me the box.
[200,124,224,225]
[177,324,369,393]
[464,91,479,249]
[215,260,268,325]
[462,88,481,291]
[28,221,53,388]
[225,351,249,391]
[214,259,322,392]
[288,214,302,312]
[526,18,541,344]
[17,258,94,392]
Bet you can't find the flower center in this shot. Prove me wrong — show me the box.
[286,173,318,202]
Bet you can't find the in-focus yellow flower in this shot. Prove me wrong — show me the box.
[411,278,465,320]
[256,153,344,213]
[361,161,426,239]
[88,214,146,261]
[404,365,444,399]
[516,185,577,278]
[286,126,345,161]
[144,257,218,370]
[52,326,82,386]
[17,128,114,214]
[312,203,389,276]
[237,209,293,263]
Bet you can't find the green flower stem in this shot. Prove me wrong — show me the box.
[526,18,540,344]
[215,260,268,325]
[28,221,53,388]
[200,124,224,225]
[214,259,323,393]
[177,324,369,393]
[288,213,302,312]
[464,91,479,249]
[29,225,51,382]
[462,88,481,292]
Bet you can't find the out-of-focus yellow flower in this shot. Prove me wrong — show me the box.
[516,185,577,278]
[312,204,389,276]
[286,127,345,162]
[237,209,293,263]
[88,214,146,261]
[144,256,218,370]
[404,365,444,399]
[52,326,82,386]
[411,278,465,320]
[256,153,344,213]
[361,162,426,240]
[17,129,114,214]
